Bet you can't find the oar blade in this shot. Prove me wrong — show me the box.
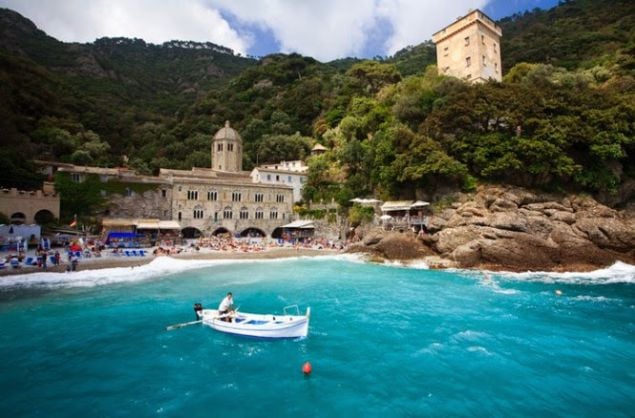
[166,319,203,331]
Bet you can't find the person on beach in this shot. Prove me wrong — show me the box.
[218,292,235,322]
[69,252,79,272]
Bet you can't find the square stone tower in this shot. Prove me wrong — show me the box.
[432,9,502,83]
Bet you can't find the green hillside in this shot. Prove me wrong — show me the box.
[0,0,633,206]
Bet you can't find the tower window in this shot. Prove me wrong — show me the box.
[482,55,486,66]
[464,36,470,46]
[466,56,471,67]
[217,143,223,151]
[228,143,234,152]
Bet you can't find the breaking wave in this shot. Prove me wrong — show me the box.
[496,261,635,285]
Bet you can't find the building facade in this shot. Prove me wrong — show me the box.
[51,122,294,238]
[432,9,502,83]
[161,167,293,237]
[0,183,60,224]
[250,160,308,203]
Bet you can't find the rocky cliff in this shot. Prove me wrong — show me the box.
[349,185,635,271]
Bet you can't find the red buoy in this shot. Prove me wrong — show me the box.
[302,361,312,375]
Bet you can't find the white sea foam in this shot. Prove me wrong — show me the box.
[0,257,226,289]
[0,252,367,290]
[496,261,635,285]
[452,330,489,342]
[467,346,493,356]
[381,259,429,270]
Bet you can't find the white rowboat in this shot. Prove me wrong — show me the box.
[196,305,311,339]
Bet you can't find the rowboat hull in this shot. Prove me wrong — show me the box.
[197,308,310,338]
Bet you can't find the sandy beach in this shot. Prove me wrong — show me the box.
[0,247,338,277]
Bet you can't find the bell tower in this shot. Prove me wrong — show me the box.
[211,121,243,172]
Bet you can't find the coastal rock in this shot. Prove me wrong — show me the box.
[347,231,432,260]
[421,185,635,270]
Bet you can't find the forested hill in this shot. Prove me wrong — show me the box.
[0,8,255,99]
[499,0,635,72]
[0,7,255,189]
[0,1,633,207]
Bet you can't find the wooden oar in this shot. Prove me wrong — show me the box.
[166,319,202,331]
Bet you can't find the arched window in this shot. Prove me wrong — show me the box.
[270,207,278,220]
[223,206,233,219]
[255,207,264,220]
[239,207,249,219]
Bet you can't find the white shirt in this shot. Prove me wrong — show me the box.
[218,295,233,312]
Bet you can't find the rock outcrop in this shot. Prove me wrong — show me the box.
[347,231,434,261]
[426,185,635,270]
[347,185,635,271]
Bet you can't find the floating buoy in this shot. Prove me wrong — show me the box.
[555,289,563,296]
[302,361,312,375]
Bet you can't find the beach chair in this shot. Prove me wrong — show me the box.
[130,250,138,256]
[10,258,20,268]
[0,261,5,269]
[124,250,131,257]
[139,249,146,257]
[49,256,56,265]
[24,257,36,266]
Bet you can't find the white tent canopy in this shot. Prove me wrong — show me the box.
[281,220,315,229]
[350,198,382,205]
[158,221,181,230]
[381,200,430,212]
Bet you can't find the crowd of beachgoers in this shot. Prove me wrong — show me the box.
[0,235,345,275]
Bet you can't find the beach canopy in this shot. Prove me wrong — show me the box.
[158,221,181,230]
[281,220,315,229]
[350,198,382,205]
[381,201,415,212]
[102,218,181,230]
[136,220,159,229]
[381,200,430,212]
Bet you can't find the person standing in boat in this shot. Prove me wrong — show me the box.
[218,292,235,322]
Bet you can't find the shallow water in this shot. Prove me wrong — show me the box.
[1,257,634,417]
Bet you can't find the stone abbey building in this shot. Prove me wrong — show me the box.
[55,122,295,238]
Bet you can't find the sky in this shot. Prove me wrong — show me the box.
[0,0,560,61]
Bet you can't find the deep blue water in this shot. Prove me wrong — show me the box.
[1,257,634,417]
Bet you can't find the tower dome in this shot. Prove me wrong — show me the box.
[212,121,243,172]
[214,120,243,143]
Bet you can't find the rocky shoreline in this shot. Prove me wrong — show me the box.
[348,185,635,272]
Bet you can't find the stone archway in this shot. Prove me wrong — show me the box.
[10,212,26,225]
[271,227,284,239]
[181,226,202,239]
[239,227,266,238]
[34,209,56,225]
[212,227,231,237]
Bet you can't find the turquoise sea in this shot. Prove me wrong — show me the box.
[1,256,634,417]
